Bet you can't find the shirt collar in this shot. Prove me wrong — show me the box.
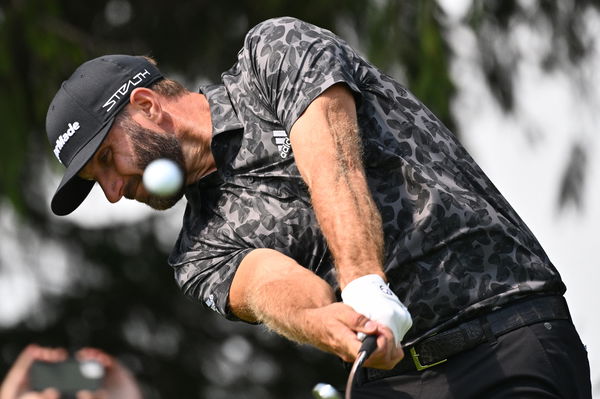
[199,84,243,136]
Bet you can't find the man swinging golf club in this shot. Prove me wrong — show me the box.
[45,17,591,398]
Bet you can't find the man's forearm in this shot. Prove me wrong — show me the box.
[290,84,386,288]
[309,143,386,288]
[228,248,388,363]
[229,248,335,343]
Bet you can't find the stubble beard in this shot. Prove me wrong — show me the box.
[125,123,188,211]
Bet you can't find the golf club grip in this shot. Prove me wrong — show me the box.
[359,335,377,358]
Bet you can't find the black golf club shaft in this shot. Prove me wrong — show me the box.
[345,335,377,399]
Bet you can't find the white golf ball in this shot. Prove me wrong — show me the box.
[143,158,183,196]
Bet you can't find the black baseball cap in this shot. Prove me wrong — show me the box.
[46,55,163,216]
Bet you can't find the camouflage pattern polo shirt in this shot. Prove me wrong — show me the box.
[168,17,566,343]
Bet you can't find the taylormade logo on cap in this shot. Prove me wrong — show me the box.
[102,69,152,112]
[53,121,81,163]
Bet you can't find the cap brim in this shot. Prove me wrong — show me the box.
[50,122,112,216]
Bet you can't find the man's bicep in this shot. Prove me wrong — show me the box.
[289,83,358,136]
[289,83,361,187]
[229,248,336,323]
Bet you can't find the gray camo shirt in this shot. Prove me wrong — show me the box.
[168,17,565,343]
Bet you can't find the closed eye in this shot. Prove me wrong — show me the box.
[79,147,112,181]
[99,148,112,167]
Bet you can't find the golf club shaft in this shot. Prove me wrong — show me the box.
[345,335,377,399]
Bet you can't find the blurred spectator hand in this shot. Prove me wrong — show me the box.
[0,344,66,399]
[0,345,142,399]
[75,347,142,399]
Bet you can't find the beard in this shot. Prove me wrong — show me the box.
[125,122,187,210]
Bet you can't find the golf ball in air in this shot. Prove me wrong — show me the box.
[143,158,183,196]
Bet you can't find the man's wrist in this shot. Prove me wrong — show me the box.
[341,274,389,301]
[339,270,387,290]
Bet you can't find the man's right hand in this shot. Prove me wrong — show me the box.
[229,249,404,369]
[302,302,405,370]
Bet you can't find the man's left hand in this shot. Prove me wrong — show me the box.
[341,274,413,348]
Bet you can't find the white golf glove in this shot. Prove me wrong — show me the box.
[341,274,412,348]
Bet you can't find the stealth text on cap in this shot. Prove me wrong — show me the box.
[53,121,81,163]
[102,69,151,112]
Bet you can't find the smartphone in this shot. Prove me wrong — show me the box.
[29,358,104,394]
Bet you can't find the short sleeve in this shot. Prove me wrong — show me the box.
[170,247,253,321]
[240,17,362,132]
[168,193,255,321]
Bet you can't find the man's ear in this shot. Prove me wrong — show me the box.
[129,88,162,122]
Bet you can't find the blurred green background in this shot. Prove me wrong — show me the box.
[0,0,598,398]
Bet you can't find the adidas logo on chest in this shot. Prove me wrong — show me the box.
[273,130,292,158]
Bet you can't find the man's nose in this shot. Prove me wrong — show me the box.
[97,172,124,203]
